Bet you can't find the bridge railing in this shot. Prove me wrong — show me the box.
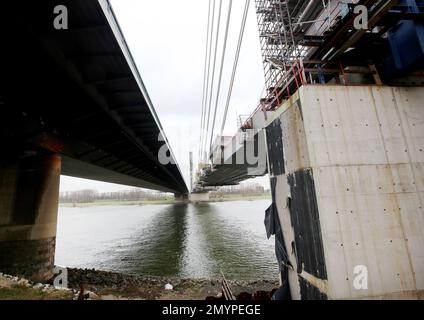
[240,58,379,130]
[241,58,306,130]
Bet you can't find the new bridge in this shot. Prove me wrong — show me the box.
[194,0,424,299]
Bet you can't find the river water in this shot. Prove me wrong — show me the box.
[55,200,278,280]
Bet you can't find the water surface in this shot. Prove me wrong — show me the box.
[55,200,278,280]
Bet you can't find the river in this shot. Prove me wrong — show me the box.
[55,200,279,280]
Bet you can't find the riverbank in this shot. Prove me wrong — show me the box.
[0,268,279,300]
[59,193,271,208]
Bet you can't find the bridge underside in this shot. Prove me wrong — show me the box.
[201,164,266,187]
[0,0,187,194]
[199,131,268,188]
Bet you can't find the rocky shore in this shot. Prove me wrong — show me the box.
[0,268,280,300]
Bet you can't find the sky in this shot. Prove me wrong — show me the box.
[60,0,269,193]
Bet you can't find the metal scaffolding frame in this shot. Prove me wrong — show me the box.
[242,0,407,130]
[198,0,424,188]
[255,0,299,92]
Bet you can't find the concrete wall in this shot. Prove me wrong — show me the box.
[253,111,275,129]
[267,85,424,299]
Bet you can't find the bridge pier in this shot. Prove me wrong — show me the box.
[266,85,424,299]
[0,154,61,282]
[174,193,189,203]
[189,192,210,203]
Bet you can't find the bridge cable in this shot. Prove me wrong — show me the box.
[220,0,250,137]
[208,0,233,153]
[199,0,213,162]
[202,0,218,163]
[203,0,223,160]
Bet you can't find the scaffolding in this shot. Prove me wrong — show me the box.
[243,0,388,129]
[255,0,300,91]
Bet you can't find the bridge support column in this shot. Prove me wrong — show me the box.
[174,193,189,203]
[189,192,210,203]
[0,154,61,282]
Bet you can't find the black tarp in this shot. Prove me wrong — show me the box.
[265,177,291,300]
[287,169,328,280]
[266,118,285,176]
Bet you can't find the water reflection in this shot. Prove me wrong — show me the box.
[56,200,278,280]
[123,204,189,276]
[190,203,276,279]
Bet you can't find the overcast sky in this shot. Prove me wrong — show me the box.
[60,0,269,193]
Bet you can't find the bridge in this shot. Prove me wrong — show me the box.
[1,0,424,300]
[195,0,424,299]
[198,0,424,189]
[0,0,187,282]
[196,130,267,189]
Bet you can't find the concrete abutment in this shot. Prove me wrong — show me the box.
[266,85,424,300]
[174,193,189,203]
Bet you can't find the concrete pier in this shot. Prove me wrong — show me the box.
[0,155,61,282]
[189,192,210,203]
[267,85,424,299]
[174,193,189,203]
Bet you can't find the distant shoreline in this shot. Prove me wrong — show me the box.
[59,193,271,208]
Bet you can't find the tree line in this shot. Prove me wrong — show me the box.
[60,183,268,204]
[59,188,172,203]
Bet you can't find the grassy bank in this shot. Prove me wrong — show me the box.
[60,193,271,207]
[0,285,72,300]
[0,275,72,300]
